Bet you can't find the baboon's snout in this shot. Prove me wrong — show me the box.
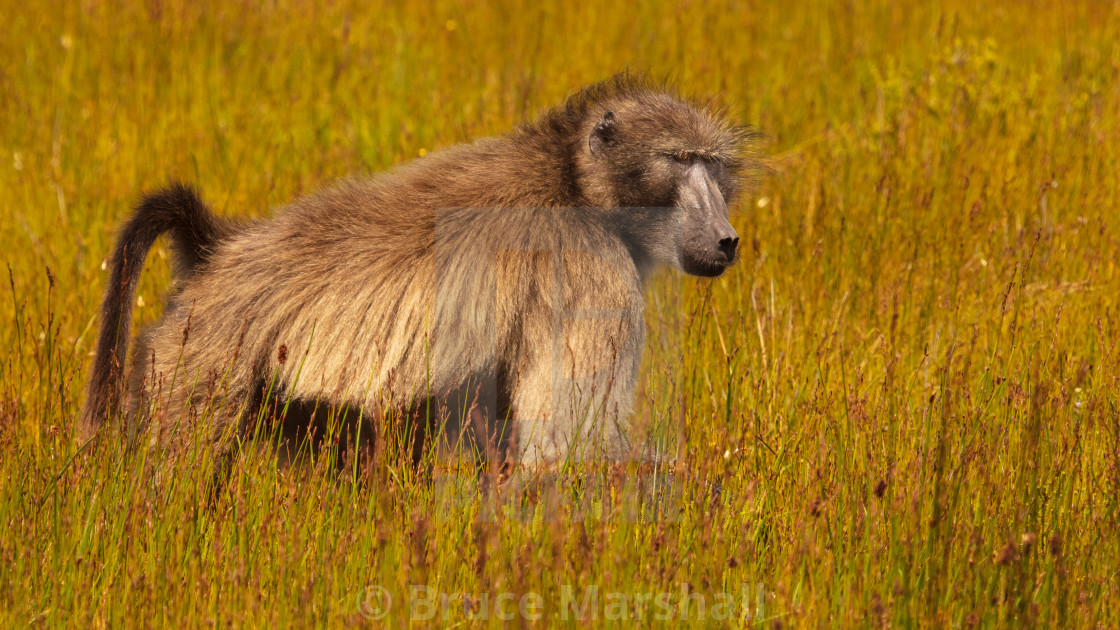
[683,164,738,264]
[676,162,740,276]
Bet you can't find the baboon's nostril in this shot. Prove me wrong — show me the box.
[718,236,739,260]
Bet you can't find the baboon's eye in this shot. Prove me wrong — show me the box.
[670,153,692,165]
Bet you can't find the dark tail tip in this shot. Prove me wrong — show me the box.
[136,182,229,274]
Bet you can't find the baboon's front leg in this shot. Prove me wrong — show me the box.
[509,317,640,467]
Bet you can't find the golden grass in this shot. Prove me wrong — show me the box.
[1,0,1118,626]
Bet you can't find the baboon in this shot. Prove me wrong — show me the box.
[80,74,754,471]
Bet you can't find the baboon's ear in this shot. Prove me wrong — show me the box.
[589,111,617,155]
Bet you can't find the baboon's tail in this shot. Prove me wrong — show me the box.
[79,182,230,439]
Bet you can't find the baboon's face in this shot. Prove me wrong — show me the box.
[582,98,744,278]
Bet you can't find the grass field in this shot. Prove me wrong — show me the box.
[2,0,1119,626]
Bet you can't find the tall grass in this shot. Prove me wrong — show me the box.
[2,0,1118,626]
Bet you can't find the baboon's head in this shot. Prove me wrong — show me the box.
[555,76,754,278]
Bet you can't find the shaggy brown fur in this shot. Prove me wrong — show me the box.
[80,74,755,470]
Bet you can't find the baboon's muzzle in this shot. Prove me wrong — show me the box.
[679,163,738,276]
